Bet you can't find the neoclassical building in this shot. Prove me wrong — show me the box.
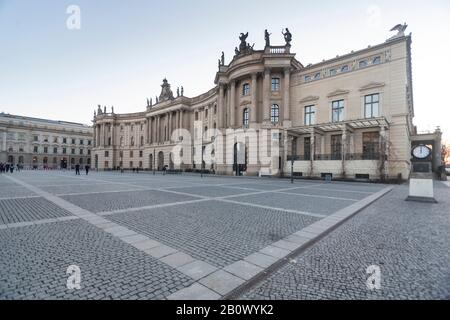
[0,113,93,169]
[93,27,421,180]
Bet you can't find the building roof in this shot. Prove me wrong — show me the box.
[0,112,91,128]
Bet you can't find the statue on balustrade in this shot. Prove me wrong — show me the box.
[159,78,175,102]
[282,28,292,45]
[265,29,271,47]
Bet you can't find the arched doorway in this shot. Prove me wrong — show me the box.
[149,154,153,171]
[157,151,164,171]
[18,156,24,165]
[60,158,67,169]
[233,142,247,176]
[43,157,48,169]
[32,157,38,169]
[94,155,98,169]
[8,155,14,164]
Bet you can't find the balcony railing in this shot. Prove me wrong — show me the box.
[287,153,382,161]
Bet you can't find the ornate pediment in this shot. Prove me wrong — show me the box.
[299,95,319,104]
[327,89,350,98]
[359,82,385,91]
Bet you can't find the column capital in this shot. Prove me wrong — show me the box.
[264,67,271,76]
[284,66,291,74]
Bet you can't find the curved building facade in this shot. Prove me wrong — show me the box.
[93,29,416,181]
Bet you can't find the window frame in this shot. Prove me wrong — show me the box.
[270,104,280,124]
[331,100,345,123]
[364,93,380,118]
[304,105,316,125]
[242,83,250,96]
[271,78,280,91]
[243,108,250,127]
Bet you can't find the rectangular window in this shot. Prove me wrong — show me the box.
[359,60,368,68]
[62,148,67,154]
[304,75,311,82]
[364,94,380,118]
[53,147,58,154]
[63,138,67,144]
[33,135,39,142]
[105,151,109,157]
[71,148,75,155]
[139,151,143,158]
[44,147,48,153]
[88,149,91,155]
[332,100,344,122]
[130,151,134,158]
[33,146,38,153]
[362,132,380,160]
[271,78,280,91]
[88,140,91,145]
[304,105,316,125]
[331,135,342,160]
[72,139,76,144]
[130,161,133,168]
[80,149,84,155]
[304,137,311,160]
[80,140,84,145]
[242,83,250,96]
[330,69,337,76]
[139,161,143,168]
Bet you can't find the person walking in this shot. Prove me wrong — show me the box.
[9,164,14,173]
[85,165,90,175]
[75,163,80,175]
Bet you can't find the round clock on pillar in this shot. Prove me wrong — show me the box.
[412,145,431,160]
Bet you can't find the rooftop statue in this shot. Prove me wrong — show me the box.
[221,51,225,65]
[389,23,408,39]
[282,28,292,45]
[265,29,271,47]
[181,86,184,96]
[239,32,249,52]
[159,78,174,102]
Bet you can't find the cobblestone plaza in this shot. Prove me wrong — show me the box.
[0,171,448,300]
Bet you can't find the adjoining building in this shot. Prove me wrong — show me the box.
[92,26,438,181]
[0,113,93,169]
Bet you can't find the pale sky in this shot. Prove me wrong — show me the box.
[0,0,449,141]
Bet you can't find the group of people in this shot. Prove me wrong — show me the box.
[0,163,20,173]
[74,164,90,176]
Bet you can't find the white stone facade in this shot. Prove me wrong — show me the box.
[0,113,93,169]
[93,31,417,181]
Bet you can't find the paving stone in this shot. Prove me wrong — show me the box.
[271,240,300,251]
[223,260,264,280]
[244,252,278,268]
[199,270,246,295]
[167,283,220,300]
[259,246,291,259]
[144,245,178,259]
[177,260,218,281]
[132,239,161,251]
[160,252,196,268]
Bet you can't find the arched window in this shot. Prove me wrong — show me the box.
[120,136,124,146]
[243,108,249,127]
[140,136,144,146]
[271,104,279,123]
[130,136,134,146]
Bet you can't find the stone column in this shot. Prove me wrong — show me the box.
[218,85,224,129]
[111,123,115,147]
[180,110,184,130]
[342,126,347,176]
[263,68,271,122]
[321,135,325,156]
[284,67,291,122]
[169,112,173,142]
[230,81,236,127]
[310,128,315,161]
[251,73,258,123]
[101,123,105,147]
[148,117,152,144]
[156,116,160,144]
